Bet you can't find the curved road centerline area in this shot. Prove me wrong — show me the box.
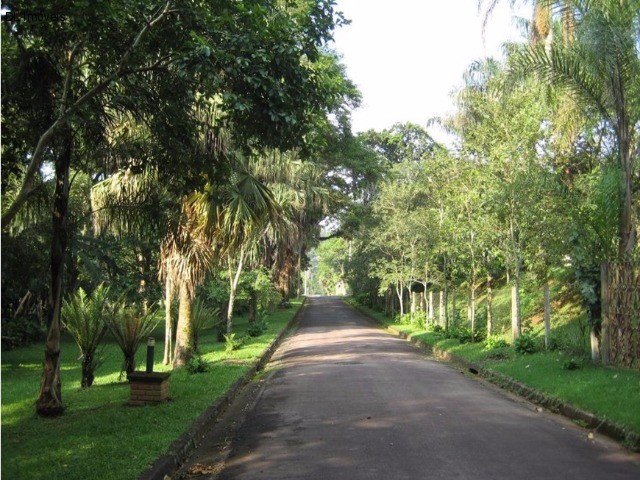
[184,296,640,480]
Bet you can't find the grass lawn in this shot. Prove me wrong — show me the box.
[1,300,302,480]
[346,299,640,441]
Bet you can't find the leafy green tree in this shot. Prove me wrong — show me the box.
[516,0,640,260]
[315,238,350,295]
[2,0,353,414]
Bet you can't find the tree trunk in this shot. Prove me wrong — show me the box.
[439,291,444,327]
[36,130,72,416]
[451,289,457,329]
[470,286,476,339]
[124,353,136,376]
[486,275,493,336]
[396,282,404,316]
[173,281,193,367]
[543,282,551,349]
[600,261,610,364]
[590,326,601,363]
[226,250,245,334]
[163,276,173,365]
[411,291,418,317]
[511,277,522,342]
[618,125,634,256]
[81,354,95,388]
[428,291,434,324]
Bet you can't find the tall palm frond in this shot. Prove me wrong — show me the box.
[159,195,214,298]
[91,166,169,238]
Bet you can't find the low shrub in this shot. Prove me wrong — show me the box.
[191,298,221,352]
[562,358,581,370]
[185,355,210,374]
[485,335,509,350]
[105,301,159,377]
[484,350,512,360]
[430,324,444,334]
[456,326,474,344]
[514,330,538,355]
[395,313,412,325]
[1,314,46,350]
[224,333,244,353]
[61,285,110,387]
[247,319,269,337]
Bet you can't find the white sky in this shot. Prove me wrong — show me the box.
[331,0,529,143]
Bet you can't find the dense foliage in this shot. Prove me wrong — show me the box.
[313,1,640,369]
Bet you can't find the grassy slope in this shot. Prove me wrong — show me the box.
[1,301,302,480]
[346,287,640,438]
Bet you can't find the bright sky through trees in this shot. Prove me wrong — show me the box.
[332,0,529,142]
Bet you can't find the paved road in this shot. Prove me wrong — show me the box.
[182,296,640,480]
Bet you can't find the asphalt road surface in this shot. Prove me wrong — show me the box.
[180,296,640,480]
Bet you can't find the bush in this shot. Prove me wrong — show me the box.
[485,350,512,360]
[247,318,269,337]
[191,298,221,352]
[410,311,427,327]
[455,326,474,344]
[443,328,457,339]
[1,314,46,350]
[430,324,444,334]
[562,358,581,370]
[105,301,159,378]
[484,335,509,350]
[514,330,538,355]
[395,313,412,325]
[61,285,110,387]
[185,355,210,374]
[224,333,244,353]
[354,293,369,306]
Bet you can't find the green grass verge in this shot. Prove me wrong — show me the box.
[1,300,302,480]
[345,298,640,437]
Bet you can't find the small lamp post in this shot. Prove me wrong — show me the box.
[127,336,170,406]
[146,336,155,373]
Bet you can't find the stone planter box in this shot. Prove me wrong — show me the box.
[127,371,171,406]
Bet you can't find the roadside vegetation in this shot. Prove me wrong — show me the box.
[2,0,639,477]
[345,284,640,447]
[1,301,302,480]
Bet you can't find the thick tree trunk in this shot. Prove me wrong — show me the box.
[543,282,551,349]
[173,281,193,367]
[36,130,72,416]
[163,277,173,365]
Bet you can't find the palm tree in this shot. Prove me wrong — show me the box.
[479,0,575,45]
[160,194,214,367]
[516,0,639,257]
[251,151,333,299]
[513,0,640,364]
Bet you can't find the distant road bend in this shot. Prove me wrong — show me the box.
[182,296,640,480]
